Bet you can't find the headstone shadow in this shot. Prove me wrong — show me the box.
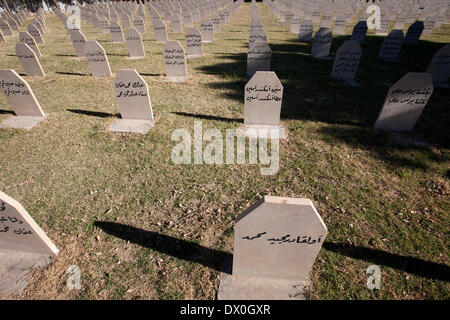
[172,111,242,123]
[94,221,232,272]
[323,242,450,282]
[67,109,119,118]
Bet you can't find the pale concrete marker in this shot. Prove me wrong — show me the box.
[27,24,44,44]
[134,15,146,33]
[374,73,434,132]
[0,191,58,294]
[19,32,41,57]
[163,40,188,82]
[311,27,333,60]
[153,19,168,43]
[110,69,155,134]
[84,40,112,77]
[218,196,327,300]
[404,21,424,44]
[110,21,125,43]
[426,44,450,87]
[200,19,213,42]
[378,29,404,61]
[125,28,145,59]
[330,40,361,86]
[298,20,313,42]
[247,40,271,78]
[15,43,45,77]
[185,28,203,58]
[69,29,86,58]
[0,69,47,129]
[238,71,285,139]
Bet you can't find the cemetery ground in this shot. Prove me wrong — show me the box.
[0,3,449,300]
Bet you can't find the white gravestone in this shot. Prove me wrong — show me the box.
[19,32,41,57]
[0,20,12,36]
[211,15,221,33]
[110,21,125,43]
[350,21,368,44]
[404,21,424,44]
[163,40,188,82]
[110,69,155,134]
[200,19,214,43]
[298,20,313,42]
[238,71,285,139]
[330,40,362,86]
[311,27,333,60]
[374,73,434,132]
[0,69,47,129]
[16,43,45,77]
[27,24,44,44]
[378,29,404,61]
[69,29,86,58]
[153,19,168,43]
[185,28,203,58]
[333,16,346,35]
[171,14,183,33]
[218,196,328,300]
[247,41,271,78]
[0,191,58,294]
[125,28,145,59]
[290,16,302,34]
[426,44,450,87]
[84,41,112,77]
[134,16,146,33]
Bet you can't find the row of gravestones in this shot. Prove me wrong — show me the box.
[0,1,446,299]
[1,0,244,132]
[243,3,448,138]
[264,0,450,37]
[1,4,326,299]
[0,1,445,299]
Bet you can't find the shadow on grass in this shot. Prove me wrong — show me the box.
[140,72,162,77]
[172,111,243,123]
[94,221,232,272]
[0,109,14,115]
[67,109,118,118]
[197,36,449,149]
[54,54,77,57]
[324,242,450,282]
[56,71,90,77]
[318,126,448,170]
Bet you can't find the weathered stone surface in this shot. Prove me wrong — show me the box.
[16,43,45,77]
[110,69,155,134]
[84,40,112,77]
[374,73,434,132]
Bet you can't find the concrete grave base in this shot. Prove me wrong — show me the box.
[217,261,308,300]
[109,119,155,134]
[0,115,46,130]
[237,124,286,139]
[163,76,190,82]
[0,249,52,295]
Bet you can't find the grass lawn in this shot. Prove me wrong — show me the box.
[0,3,449,299]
